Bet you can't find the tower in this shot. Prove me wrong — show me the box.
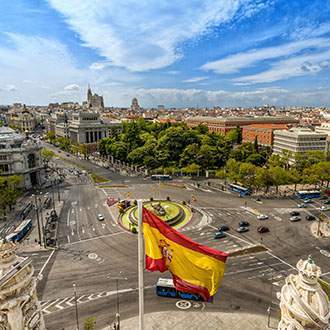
[0,240,45,329]
[87,84,92,108]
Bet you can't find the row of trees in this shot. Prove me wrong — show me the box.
[217,151,330,193]
[98,120,270,174]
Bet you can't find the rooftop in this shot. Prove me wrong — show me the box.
[0,126,23,142]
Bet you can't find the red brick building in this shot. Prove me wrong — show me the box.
[242,123,291,146]
[185,116,298,137]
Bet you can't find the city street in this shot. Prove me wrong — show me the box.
[20,152,327,330]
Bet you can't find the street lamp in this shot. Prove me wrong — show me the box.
[106,273,128,330]
[32,193,42,246]
[73,283,80,330]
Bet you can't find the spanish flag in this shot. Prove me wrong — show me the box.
[143,207,228,301]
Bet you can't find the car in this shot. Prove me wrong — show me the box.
[218,225,230,232]
[214,231,226,239]
[290,211,300,216]
[236,226,249,233]
[97,214,105,221]
[297,204,306,208]
[303,199,312,203]
[320,206,328,211]
[239,221,250,227]
[257,214,268,220]
[306,215,316,221]
[257,226,269,233]
[290,216,301,222]
[319,196,328,200]
[323,200,330,205]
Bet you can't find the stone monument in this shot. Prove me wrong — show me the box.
[0,240,45,329]
[278,256,330,329]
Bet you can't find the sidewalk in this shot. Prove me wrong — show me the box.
[104,311,277,330]
[311,219,330,238]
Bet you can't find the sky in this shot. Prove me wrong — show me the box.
[1,0,330,107]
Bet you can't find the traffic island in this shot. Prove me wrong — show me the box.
[119,200,193,232]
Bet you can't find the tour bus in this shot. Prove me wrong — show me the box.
[156,278,212,302]
[227,183,251,196]
[295,190,321,200]
[151,174,172,181]
[5,219,33,242]
[19,203,33,220]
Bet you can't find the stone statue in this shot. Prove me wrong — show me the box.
[151,202,166,216]
[0,240,45,329]
[278,256,330,329]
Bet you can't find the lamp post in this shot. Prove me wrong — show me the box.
[32,193,42,246]
[73,283,80,330]
[38,192,45,247]
[106,273,128,330]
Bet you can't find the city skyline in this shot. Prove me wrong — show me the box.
[0,0,330,107]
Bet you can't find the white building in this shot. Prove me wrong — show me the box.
[273,128,327,160]
[0,127,44,189]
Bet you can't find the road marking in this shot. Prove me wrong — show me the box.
[225,262,284,276]
[67,209,71,226]
[176,300,191,310]
[38,250,55,278]
[208,224,252,246]
[64,231,128,246]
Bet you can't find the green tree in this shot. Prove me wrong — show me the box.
[41,148,55,162]
[182,163,201,176]
[246,153,266,166]
[226,128,242,144]
[225,159,241,183]
[56,137,71,151]
[268,166,290,194]
[46,131,56,143]
[0,175,22,217]
[238,162,257,189]
[253,136,259,153]
[84,316,96,330]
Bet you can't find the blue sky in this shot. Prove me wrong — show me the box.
[1,0,330,107]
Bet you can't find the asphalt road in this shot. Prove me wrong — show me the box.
[12,149,329,330]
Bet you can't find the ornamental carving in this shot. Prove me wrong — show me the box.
[278,256,330,329]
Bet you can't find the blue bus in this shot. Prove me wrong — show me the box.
[151,174,172,181]
[295,190,321,200]
[5,219,33,242]
[227,183,251,196]
[156,278,211,302]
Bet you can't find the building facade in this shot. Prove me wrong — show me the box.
[131,98,141,112]
[84,86,104,111]
[242,123,291,146]
[185,116,299,135]
[7,105,37,132]
[273,128,327,160]
[0,127,44,189]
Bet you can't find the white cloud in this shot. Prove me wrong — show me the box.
[48,0,268,71]
[201,38,330,74]
[182,77,208,83]
[235,49,330,83]
[89,61,111,70]
[64,84,80,91]
[131,87,330,107]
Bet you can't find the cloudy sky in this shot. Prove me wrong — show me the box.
[1,0,330,107]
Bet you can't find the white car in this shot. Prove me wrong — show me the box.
[297,204,306,208]
[290,216,301,222]
[257,214,268,220]
[97,214,105,221]
[320,206,328,212]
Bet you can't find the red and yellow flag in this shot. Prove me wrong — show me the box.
[143,207,228,301]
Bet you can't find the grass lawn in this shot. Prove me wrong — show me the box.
[90,173,109,183]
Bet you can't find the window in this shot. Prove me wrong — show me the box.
[0,155,7,160]
[0,164,9,172]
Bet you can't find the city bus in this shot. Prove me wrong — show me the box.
[151,174,172,181]
[5,219,33,243]
[156,278,211,302]
[19,203,33,220]
[295,190,321,200]
[227,183,251,196]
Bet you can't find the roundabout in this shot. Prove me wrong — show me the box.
[120,200,193,231]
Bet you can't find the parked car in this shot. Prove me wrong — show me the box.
[290,216,301,222]
[257,214,268,220]
[323,200,330,205]
[303,199,312,203]
[97,214,105,221]
[239,221,250,227]
[214,231,226,239]
[236,226,249,233]
[257,226,269,233]
[306,215,316,221]
[218,225,230,232]
[319,196,328,200]
[290,211,300,216]
[297,204,306,208]
[320,206,329,211]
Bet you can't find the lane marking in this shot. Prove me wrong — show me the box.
[64,231,128,246]
[38,250,55,278]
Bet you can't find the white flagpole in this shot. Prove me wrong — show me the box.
[137,199,144,330]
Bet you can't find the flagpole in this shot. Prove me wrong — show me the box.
[137,199,144,330]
